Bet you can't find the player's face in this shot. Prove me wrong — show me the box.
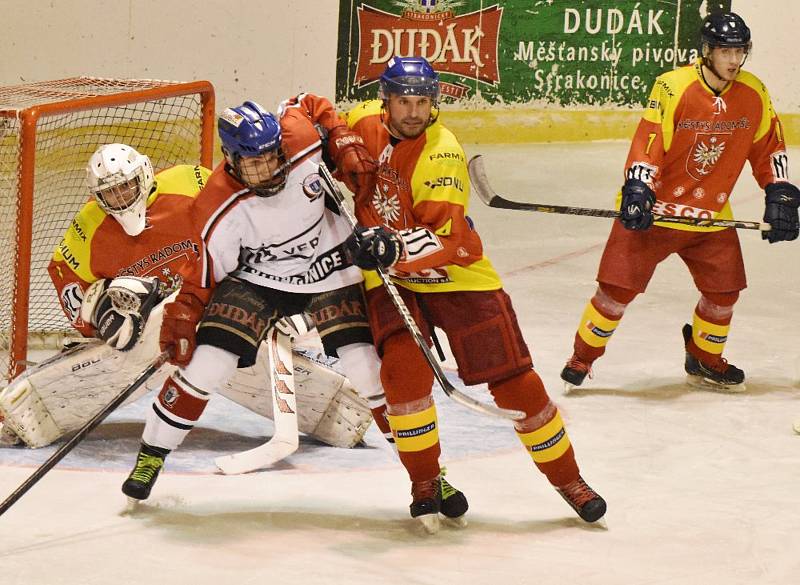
[707,46,747,81]
[386,95,432,139]
[238,150,283,188]
[97,177,140,211]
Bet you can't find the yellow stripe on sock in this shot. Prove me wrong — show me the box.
[576,302,620,348]
[692,314,729,355]
[517,411,572,463]
[387,406,439,453]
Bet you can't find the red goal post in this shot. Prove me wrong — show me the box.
[0,77,215,381]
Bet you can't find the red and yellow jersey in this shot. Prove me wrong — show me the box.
[48,164,211,335]
[345,99,502,293]
[624,58,788,232]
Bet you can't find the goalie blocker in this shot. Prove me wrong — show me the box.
[0,293,372,451]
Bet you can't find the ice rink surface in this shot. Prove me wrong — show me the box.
[1,142,799,585]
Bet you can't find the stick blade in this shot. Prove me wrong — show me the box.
[467,155,498,206]
[214,439,298,475]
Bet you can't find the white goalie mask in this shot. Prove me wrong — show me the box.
[86,143,155,236]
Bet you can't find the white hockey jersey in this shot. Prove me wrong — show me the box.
[180,96,364,295]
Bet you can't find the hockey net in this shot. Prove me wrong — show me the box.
[0,77,215,381]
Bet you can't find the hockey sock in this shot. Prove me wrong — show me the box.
[572,284,634,362]
[142,372,211,451]
[142,345,239,450]
[336,342,393,444]
[381,332,440,481]
[386,403,441,482]
[687,293,737,365]
[490,370,579,487]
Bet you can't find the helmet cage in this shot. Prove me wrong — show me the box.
[229,148,290,197]
[86,144,154,236]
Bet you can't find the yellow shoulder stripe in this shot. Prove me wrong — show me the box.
[52,201,106,282]
[345,100,383,128]
[735,70,775,143]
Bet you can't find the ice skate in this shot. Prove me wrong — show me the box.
[121,443,169,501]
[560,354,592,392]
[556,475,607,523]
[410,476,442,534]
[682,324,746,393]
[439,468,468,528]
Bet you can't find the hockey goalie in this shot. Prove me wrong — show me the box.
[0,144,372,465]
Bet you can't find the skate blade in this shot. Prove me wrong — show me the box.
[442,514,468,529]
[686,374,746,394]
[563,381,579,394]
[120,497,142,515]
[416,513,441,535]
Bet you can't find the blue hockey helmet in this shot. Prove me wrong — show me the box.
[379,56,440,102]
[217,101,288,196]
[700,12,751,49]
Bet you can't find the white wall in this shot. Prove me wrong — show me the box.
[1,0,340,112]
[1,1,797,113]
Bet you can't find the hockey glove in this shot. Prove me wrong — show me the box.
[327,125,378,202]
[620,178,656,231]
[81,277,161,351]
[763,182,800,243]
[160,291,207,366]
[345,225,403,270]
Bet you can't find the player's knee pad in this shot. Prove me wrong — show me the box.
[181,344,240,393]
[335,342,384,407]
[598,282,639,307]
[698,291,739,318]
[489,369,551,421]
[380,332,434,404]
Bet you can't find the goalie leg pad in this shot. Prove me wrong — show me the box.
[0,296,176,448]
[218,346,372,448]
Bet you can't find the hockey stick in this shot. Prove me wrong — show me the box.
[215,328,299,474]
[468,155,771,232]
[0,350,171,518]
[317,162,524,421]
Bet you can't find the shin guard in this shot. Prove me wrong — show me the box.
[490,370,579,487]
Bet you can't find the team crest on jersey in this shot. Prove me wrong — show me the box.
[302,174,324,201]
[372,189,401,223]
[162,384,180,408]
[688,133,727,180]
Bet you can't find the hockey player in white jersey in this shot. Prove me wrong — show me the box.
[121,97,412,501]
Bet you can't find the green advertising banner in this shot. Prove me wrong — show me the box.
[336,1,731,108]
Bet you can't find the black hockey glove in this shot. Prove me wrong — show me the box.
[762,182,800,243]
[620,178,656,231]
[345,225,403,270]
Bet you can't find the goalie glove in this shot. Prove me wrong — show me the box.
[326,125,378,202]
[80,276,162,351]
